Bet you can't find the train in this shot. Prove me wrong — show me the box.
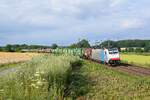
[50,47,121,65]
[83,48,121,65]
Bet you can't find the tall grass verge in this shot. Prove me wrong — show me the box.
[0,54,79,100]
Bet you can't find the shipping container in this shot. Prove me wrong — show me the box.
[91,49,105,63]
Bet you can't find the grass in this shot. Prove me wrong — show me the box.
[0,54,79,100]
[121,54,150,68]
[78,60,150,100]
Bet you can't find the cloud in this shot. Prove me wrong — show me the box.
[120,19,144,29]
[0,0,150,45]
[110,0,127,7]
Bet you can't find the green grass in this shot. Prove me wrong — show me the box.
[121,54,150,68]
[0,54,79,100]
[79,60,150,100]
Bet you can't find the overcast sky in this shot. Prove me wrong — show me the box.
[0,0,150,46]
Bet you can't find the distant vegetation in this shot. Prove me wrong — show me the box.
[51,43,58,49]
[101,40,150,52]
[0,39,149,52]
[70,39,91,48]
[101,40,150,48]
[0,44,51,52]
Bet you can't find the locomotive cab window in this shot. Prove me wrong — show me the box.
[109,51,118,54]
[108,48,119,54]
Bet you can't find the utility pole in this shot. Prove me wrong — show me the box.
[95,40,101,49]
[100,40,103,49]
[108,40,110,49]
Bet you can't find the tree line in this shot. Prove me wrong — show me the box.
[0,44,51,52]
[100,40,150,52]
[0,39,149,52]
[69,39,150,52]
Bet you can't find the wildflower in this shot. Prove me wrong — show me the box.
[40,71,45,74]
[36,71,40,74]
[35,86,39,89]
[37,81,43,86]
[31,83,36,88]
[0,89,4,92]
[34,72,40,77]
[20,82,23,85]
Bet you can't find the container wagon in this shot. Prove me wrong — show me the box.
[83,48,120,65]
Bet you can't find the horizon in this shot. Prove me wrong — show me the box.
[0,0,150,46]
[0,39,149,47]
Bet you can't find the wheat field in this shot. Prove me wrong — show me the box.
[0,52,39,64]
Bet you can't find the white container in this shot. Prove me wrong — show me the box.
[91,49,102,61]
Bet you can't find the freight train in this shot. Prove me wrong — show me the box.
[83,48,120,65]
[51,48,121,65]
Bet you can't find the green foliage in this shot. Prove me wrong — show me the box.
[144,42,150,52]
[5,44,15,52]
[0,47,2,51]
[101,40,150,48]
[1,44,50,52]
[116,39,148,47]
[100,39,150,52]
[51,43,58,49]
[100,40,117,48]
[70,39,90,48]
[70,43,78,48]
[77,39,90,48]
[135,48,143,53]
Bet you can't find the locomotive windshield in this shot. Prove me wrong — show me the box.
[108,48,119,54]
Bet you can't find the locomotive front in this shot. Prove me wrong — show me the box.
[105,48,120,65]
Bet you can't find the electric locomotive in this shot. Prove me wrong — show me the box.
[83,48,120,65]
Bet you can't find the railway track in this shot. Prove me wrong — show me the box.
[85,58,150,76]
[113,64,150,76]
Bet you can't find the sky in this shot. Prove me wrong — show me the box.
[0,0,150,46]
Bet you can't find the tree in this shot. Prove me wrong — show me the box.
[101,40,117,48]
[77,39,90,48]
[135,48,143,53]
[51,44,58,49]
[70,43,77,48]
[5,44,14,52]
[144,43,150,52]
[0,47,2,51]
[128,48,134,52]
[69,39,90,48]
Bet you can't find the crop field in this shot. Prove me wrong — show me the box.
[121,54,150,68]
[0,52,39,65]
